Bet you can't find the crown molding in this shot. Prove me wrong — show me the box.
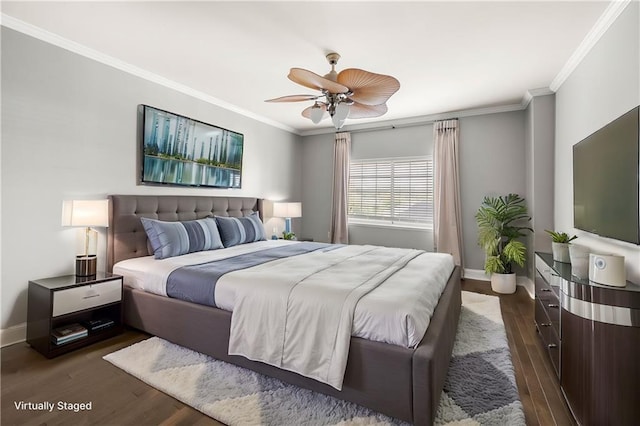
[549,0,632,91]
[521,87,555,108]
[300,103,525,137]
[1,14,299,135]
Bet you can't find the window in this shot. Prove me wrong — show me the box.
[348,156,433,228]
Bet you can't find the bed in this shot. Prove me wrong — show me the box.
[107,194,461,425]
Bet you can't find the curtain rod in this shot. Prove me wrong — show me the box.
[344,117,458,134]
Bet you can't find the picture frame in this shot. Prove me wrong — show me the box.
[139,105,244,189]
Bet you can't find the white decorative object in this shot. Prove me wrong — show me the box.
[491,272,516,294]
[551,242,571,263]
[589,253,626,287]
[569,244,589,279]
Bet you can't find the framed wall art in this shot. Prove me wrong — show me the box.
[139,105,244,189]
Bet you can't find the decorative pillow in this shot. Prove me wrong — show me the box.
[215,212,267,248]
[140,217,224,259]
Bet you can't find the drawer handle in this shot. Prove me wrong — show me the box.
[548,304,559,308]
[540,323,552,327]
[540,288,551,292]
[82,294,100,300]
[548,343,558,349]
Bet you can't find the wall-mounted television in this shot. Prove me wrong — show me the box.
[573,105,639,245]
[140,105,244,189]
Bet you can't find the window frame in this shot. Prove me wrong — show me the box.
[347,155,434,230]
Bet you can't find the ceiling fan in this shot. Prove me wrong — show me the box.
[266,53,400,130]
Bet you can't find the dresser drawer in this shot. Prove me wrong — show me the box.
[52,279,122,317]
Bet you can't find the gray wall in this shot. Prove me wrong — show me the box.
[301,110,528,272]
[1,28,302,331]
[458,111,527,271]
[555,2,640,283]
[525,94,555,280]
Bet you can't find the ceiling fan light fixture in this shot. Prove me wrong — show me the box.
[334,102,350,121]
[267,52,399,129]
[331,114,346,130]
[309,102,326,124]
[331,102,349,129]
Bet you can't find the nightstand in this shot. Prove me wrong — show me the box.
[27,272,124,358]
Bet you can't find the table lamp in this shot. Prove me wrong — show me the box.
[62,199,109,276]
[273,202,302,236]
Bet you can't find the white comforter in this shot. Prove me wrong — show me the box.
[227,244,423,389]
[113,241,455,387]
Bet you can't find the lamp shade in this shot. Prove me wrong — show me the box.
[62,199,109,227]
[273,202,302,218]
[309,103,326,124]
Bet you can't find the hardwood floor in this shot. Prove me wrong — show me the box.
[461,280,575,426]
[1,280,574,425]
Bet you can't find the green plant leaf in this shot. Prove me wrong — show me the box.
[484,255,506,274]
[476,193,532,272]
[503,240,526,267]
[544,229,577,243]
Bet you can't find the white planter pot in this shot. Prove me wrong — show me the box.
[552,242,571,263]
[491,272,516,294]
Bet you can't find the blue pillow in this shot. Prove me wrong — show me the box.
[140,217,224,259]
[215,212,266,247]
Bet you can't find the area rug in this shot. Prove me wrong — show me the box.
[104,291,525,425]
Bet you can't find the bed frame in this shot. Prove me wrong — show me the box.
[107,194,461,425]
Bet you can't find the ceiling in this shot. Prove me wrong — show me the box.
[2,1,611,134]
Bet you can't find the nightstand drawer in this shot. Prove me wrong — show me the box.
[52,279,122,317]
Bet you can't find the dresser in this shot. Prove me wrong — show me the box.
[534,252,640,425]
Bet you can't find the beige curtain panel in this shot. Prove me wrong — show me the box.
[433,119,464,270]
[330,132,351,244]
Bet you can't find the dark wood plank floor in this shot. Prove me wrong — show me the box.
[1,279,574,425]
[461,280,575,426]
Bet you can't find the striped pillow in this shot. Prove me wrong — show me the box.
[215,212,267,248]
[140,217,224,259]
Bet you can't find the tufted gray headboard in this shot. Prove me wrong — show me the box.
[107,194,263,272]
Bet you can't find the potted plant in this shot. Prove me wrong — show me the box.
[282,231,296,240]
[544,230,577,263]
[475,193,533,294]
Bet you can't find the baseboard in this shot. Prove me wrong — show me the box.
[463,268,490,281]
[1,323,26,348]
[464,268,535,299]
[517,276,535,299]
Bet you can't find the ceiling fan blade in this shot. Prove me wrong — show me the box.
[265,95,319,102]
[337,69,400,106]
[347,102,388,119]
[289,68,349,94]
[301,105,329,120]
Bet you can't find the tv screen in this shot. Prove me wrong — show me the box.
[140,105,244,189]
[573,106,639,245]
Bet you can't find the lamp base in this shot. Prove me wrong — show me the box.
[75,255,97,277]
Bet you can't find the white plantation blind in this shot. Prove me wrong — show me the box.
[348,156,433,227]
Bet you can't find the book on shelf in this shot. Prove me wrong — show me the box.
[51,323,88,345]
[82,318,115,332]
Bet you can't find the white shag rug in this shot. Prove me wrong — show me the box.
[104,291,525,425]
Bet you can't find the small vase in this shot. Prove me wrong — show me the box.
[552,242,571,263]
[569,244,589,278]
[491,272,516,294]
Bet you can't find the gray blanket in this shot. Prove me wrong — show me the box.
[166,242,335,307]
